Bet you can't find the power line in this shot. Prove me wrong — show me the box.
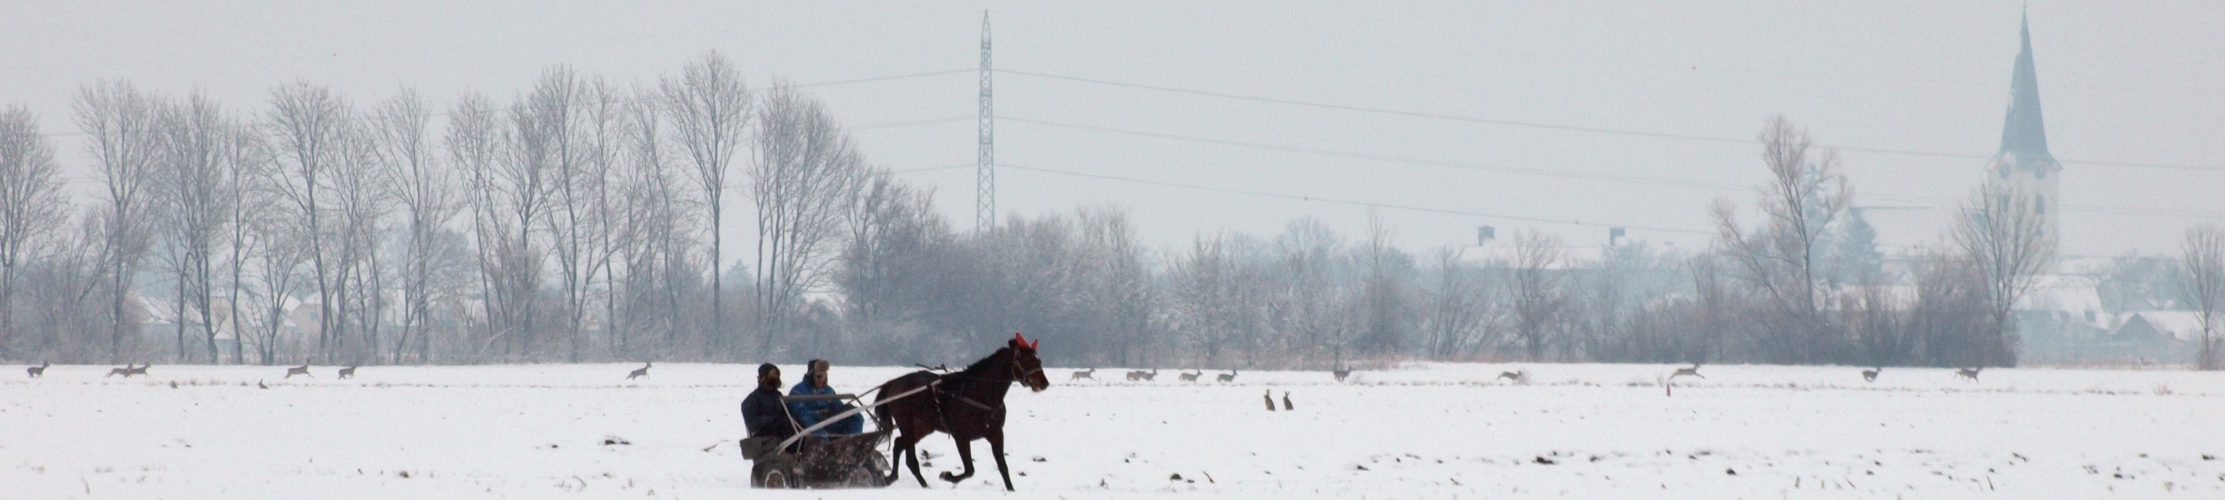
[1000,115,2225,221]
[851,116,971,131]
[995,68,2225,173]
[995,161,1710,235]
[789,68,974,89]
[1000,115,1741,191]
[885,164,974,175]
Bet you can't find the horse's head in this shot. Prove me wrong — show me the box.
[1009,332,1050,392]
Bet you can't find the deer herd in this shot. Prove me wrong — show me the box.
[1060,362,2000,389]
[20,360,2001,390]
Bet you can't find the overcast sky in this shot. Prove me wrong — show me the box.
[6,1,2221,268]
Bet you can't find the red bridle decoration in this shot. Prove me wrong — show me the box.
[1013,332,1038,349]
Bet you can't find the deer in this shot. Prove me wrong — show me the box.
[1497,370,1527,383]
[1126,368,1158,381]
[1216,370,1238,383]
[285,363,312,378]
[26,361,49,378]
[337,366,357,379]
[106,364,138,378]
[1668,364,1703,380]
[1177,370,1201,382]
[1281,392,1293,411]
[1262,389,1277,411]
[1956,367,1982,381]
[127,364,148,377]
[1861,367,1881,382]
[1069,368,1095,380]
[626,362,652,380]
[1332,366,1353,382]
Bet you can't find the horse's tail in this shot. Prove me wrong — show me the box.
[873,379,902,430]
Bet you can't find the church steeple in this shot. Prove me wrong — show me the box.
[1988,9,2060,255]
[1999,10,2052,163]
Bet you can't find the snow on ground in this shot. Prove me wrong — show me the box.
[5,361,2224,499]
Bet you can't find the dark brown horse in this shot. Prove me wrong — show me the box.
[874,333,1050,491]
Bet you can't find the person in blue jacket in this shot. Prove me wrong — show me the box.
[788,359,864,435]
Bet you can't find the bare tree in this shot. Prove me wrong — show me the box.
[1952,180,2055,367]
[155,91,239,363]
[1353,214,1411,356]
[240,204,308,365]
[522,68,608,363]
[1508,230,1566,362]
[1169,233,1239,368]
[658,51,750,356]
[1712,116,1852,364]
[1420,248,1493,359]
[1085,208,1154,367]
[749,83,863,356]
[266,81,355,362]
[447,92,505,359]
[2180,224,2225,370]
[613,91,698,358]
[371,88,459,364]
[486,88,562,359]
[75,80,162,363]
[0,105,68,357]
[1270,218,1345,368]
[327,111,386,364]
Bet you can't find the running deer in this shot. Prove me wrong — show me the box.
[1178,370,1201,382]
[1262,389,1276,411]
[1069,368,1095,380]
[1332,366,1352,382]
[106,364,138,378]
[1216,370,1238,382]
[337,366,357,379]
[26,361,48,378]
[1861,367,1881,382]
[1669,364,1703,380]
[1497,370,1527,383]
[626,362,652,380]
[285,363,312,378]
[1956,367,1982,381]
[1126,368,1158,381]
[1281,392,1293,411]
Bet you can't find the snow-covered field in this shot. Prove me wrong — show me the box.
[5,361,2223,499]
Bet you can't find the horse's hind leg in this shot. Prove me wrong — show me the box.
[987,430,1015,491]
[893,432,928,487]
[937,437,978,483]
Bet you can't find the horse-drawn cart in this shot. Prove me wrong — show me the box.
[746,334,1049,490]
[740,387,929,489]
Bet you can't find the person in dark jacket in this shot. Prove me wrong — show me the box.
[788,359,864,435]
[741,363,796,441]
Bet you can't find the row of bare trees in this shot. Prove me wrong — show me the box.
[2,65,2217,369]
[0,52,863,365]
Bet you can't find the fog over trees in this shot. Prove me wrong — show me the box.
[0,52,2211,370]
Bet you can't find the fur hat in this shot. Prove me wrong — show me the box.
[806,359,830,375]
[757,363,780,378]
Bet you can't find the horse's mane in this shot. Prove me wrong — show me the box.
[952,346,1014,377]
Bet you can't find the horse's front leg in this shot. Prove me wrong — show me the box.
[937,436,978,484]
[987,430,1015,491]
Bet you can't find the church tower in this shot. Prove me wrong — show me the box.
[1990,11,2061,248]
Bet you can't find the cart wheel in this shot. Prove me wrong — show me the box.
[843,453,894,488]
[752,461,791,489]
